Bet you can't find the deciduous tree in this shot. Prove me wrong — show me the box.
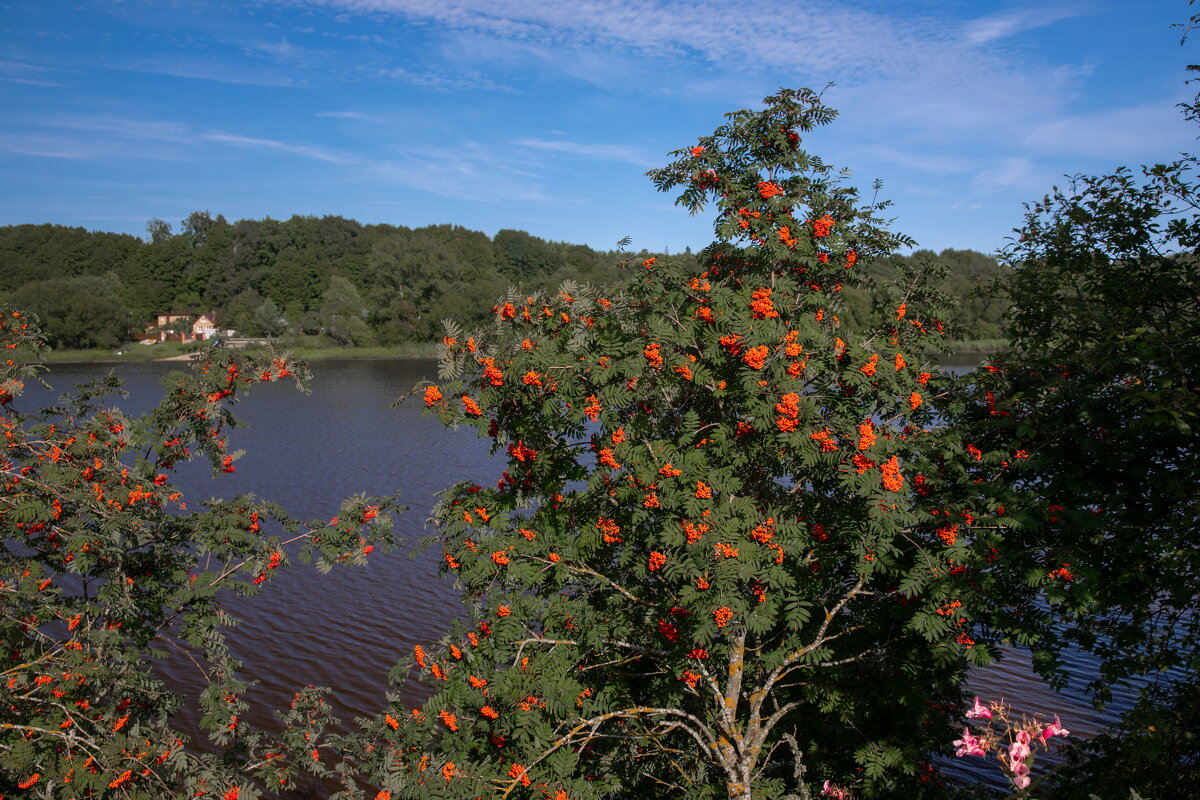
[353,89,1011,800]
[948,71,1200,799]
[0,310,397,798]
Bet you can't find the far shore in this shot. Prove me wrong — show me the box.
[41,342,439,365]
[41,340,1001,367]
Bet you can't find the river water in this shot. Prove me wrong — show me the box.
[22,358,1147,793]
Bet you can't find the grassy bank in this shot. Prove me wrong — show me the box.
[41,339,437,364]
[43,342,194,363]
[921,338,1007,370]
[280,337,436,360]
[45,336,997,366]
[935,337,1007,354]
[926,338,1007,355]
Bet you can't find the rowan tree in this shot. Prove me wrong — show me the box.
[0,313,398,799]
[352,89,1015,800]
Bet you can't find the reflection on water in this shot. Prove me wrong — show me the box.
[25,357,1132,793]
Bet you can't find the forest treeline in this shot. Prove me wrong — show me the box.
[0,213,1008,350]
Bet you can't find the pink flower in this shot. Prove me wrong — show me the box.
[965,696,992,719]
[821,781,850,799]
[953,727,985,757]
[1008,734,1031,764]
[1041,714,1070,740]
[1010,760,1031,790]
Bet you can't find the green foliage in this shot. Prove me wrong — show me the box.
[953,146,1200,692]
[841,249,1009,345]
[0,224,141,284]
[252,298,287,338]
[348,89,1011,800]
[0,217,631,349]
[1,217,1001,351]
[0,308,399,798]
[1044,673,1200,800]
[6,274,131,350]
[946,51,1200,798]
[321,275,375,347]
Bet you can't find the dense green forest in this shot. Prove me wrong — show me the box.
[0,214,1007,350]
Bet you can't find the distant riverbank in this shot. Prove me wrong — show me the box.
[42,338,1001,365]
[41,340,438,364]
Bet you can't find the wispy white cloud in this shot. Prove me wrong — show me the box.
[962,6,1087,45]
[279,0,947,80]
[6,101,551,205]
[970,157,1045,195]
[4,113,359,167]
[203,132,358,164]
[0,134,95,160]
[516,137,657,167]
[34,114,194,144]
[271,0,1193,244]
[316,110,369,119]
[858,144,976,174]
[949,199,985,214]
[381,65,516,93]
[434,31,656,94]
[0,59,61,87]
[247,36,309,61]
[315,28,385,44]
[0,114,199,161]
[1022,100,1197,159]
[275,0,1107,160]
[0,76,60,87]
[370,147,551,202]
[113,56,298,87]
[243,35,342,73]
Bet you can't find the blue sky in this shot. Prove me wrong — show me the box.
[1,0,1196,256]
